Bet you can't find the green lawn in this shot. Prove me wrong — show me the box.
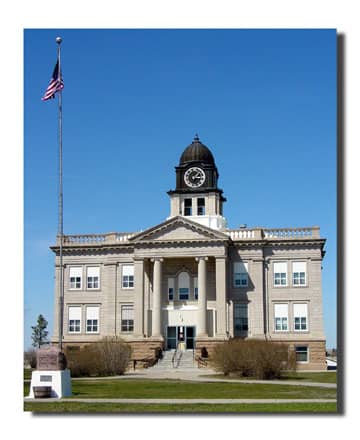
[25,378,336,400]
[203,371,337,384]
[24,401,337,413]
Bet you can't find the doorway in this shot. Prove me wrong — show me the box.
[166,326,196,350]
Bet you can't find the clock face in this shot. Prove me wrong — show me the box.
[184,167,206,188]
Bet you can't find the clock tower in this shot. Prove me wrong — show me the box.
[167,135,227,230]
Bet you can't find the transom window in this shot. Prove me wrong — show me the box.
[68,306,81,333]
[234,262,248,287]
[69,267,82,289]
[234,303,248,335]
[86,306,99,333]
[293,303,308,331]
[274,303,288,331]
[121,305,134,332]
[87,266,100,289]
[274,262,287,286]
[292,262,306,286]
[122,265,134,289]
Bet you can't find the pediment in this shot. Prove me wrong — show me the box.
[129,216,230,243]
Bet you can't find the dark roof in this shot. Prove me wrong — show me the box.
[179,135,215,166]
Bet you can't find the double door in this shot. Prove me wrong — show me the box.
[167,326,195,350]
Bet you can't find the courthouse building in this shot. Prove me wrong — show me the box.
[51,135,327,370]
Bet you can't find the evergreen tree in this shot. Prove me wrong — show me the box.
[31,314,49,348]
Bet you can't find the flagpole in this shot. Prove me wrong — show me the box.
[56,36,64,352]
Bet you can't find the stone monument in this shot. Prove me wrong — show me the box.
[28,346,72,398]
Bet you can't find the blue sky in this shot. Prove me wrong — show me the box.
[24,28,337,349]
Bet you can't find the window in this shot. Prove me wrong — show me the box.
[69,267,82,289]
[274,262,287,286]
[122,265,134,289]
[86,306,99,333]
[274,303,288,331]
[168,278,174,301]
[121,305,134,332]
[68,306,81,333]
[234,262,248,287]
[194,277,198,300]
[197,198,205,216]
[87,266,100,289]
[295,346,309,363]
[234,303,248,336]
[293,303,308,331]
[178,271,190,300]
[292,261,306,286]
[184,198,192,216]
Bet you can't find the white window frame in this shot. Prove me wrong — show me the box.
[69,267,82,290]
[86,306,99,334]
[274,303,289,332]
[295,345,309,363]
[122,265,134,289]
[87,266,100,290]
[121,304,134,332]
[68,306,81,333]
[233,262,249,288]
[273,262,287,287]
[293,303,308,332]
[292,261,307,287]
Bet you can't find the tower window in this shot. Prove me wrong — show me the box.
[197,198,205,216]
[184,198,192,216]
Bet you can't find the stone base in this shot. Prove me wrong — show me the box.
[28,369,72,398]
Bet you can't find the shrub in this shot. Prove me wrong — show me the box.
[65,337,132,377]
[24,348,37,369]
[212,339,296,380]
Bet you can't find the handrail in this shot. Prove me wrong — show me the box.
[171,348,178,368]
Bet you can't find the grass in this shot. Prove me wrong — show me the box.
[25,378,336,400]
[203,371,337,384]
[24,401,337,413]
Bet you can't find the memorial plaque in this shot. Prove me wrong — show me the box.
[36,346,67,371]
[40,375,52,382]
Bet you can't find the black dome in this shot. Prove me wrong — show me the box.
[179,135,215,166]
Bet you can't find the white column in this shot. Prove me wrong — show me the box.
[196,256,208,336]
[215,256,227,337]
[134,259,144,337]
[151,258,163,337]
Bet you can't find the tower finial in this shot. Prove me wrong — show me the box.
[194,133,199,141]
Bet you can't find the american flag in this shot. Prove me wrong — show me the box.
[41,60,64,101]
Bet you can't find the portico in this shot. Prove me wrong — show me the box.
[129,216,230,349]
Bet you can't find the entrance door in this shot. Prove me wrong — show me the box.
[167,326,177,350]
[185,326,195,349]
[166,326,196,350]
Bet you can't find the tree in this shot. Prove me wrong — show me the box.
[31,314,49,348]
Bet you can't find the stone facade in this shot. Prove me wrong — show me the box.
[51,137,327,371]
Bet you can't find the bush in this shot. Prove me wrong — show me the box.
[212,339,296,380]
[24,348,37,369]
[65,337,132,377]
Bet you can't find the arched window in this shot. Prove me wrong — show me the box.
[178,271,190,300]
